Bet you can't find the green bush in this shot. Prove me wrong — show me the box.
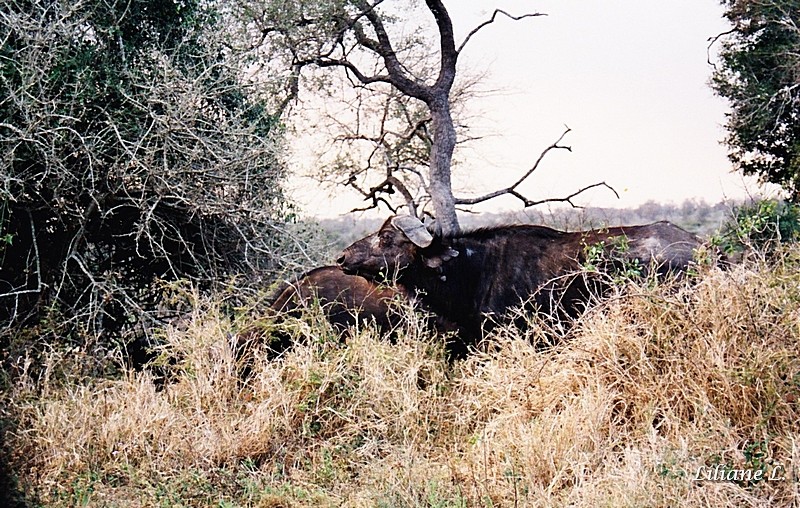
[0,0,304,368]
[714,199,800,255]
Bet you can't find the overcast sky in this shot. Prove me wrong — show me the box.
[289,1,775,218]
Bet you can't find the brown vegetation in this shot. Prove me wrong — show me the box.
[2,246,799,506]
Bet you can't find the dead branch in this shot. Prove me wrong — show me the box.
[457,9,546,55]
[349,174,419,217]
[454,127,619,208]
[350,195,397,215]
[510,181,620,208]
[454,127,572,205]
[457,181,619,209]
[706,28,736,68]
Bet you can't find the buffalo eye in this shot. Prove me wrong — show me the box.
[378,231,394,247]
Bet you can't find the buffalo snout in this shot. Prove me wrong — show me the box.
[336,246,364,275]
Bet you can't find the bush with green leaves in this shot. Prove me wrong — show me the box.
[711,1,800,199]
[581,236,645,286]
[714,199,800,255]
[0,0,305,363]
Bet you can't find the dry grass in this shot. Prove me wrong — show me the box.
[3,249,800,507]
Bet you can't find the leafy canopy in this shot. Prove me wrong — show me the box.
[711,0,800,200]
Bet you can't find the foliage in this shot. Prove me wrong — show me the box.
[581,235,645,285]
[711,0,800,199]
[0,0,305,359]
[713,199,800,254]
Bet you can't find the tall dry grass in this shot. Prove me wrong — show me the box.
[3,249,800,507]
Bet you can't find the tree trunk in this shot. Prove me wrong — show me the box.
[428,95,459,236]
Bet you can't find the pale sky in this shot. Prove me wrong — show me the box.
[288,0,774,218]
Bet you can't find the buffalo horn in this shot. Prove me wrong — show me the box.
[391,215,433,247]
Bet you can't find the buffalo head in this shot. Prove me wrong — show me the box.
[337,216,458,281]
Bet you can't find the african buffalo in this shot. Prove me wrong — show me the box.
[337,215,703,341]
[245,266,458,358]
[269,265,406,335]
[235,266,406,361]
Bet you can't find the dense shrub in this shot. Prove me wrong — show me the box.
[0,0,306,364]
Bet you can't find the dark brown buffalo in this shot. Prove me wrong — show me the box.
[337,215,703,343]
[251,266,459,357]
[236,266,407,362]
[270,265,404,335]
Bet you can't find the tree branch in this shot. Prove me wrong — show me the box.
[457,9,547,55]
[455,181,618,208]
[346,163,420,217]
[355,0,432,101]
[454,127,573,205]
[315,57,394,86]
[425,0,457,91]
[454,127,619,208]
[706,28,736,68]
[350,194,397,214]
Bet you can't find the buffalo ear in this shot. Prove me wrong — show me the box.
[422,247,459,269]
[391,215,433,248]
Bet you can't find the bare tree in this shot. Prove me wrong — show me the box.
[244,1,547,233]
[246,1,617,234]
[299,56,485,220]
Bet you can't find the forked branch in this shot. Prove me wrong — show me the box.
[349,175,419,217]
[454,127,619,208]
